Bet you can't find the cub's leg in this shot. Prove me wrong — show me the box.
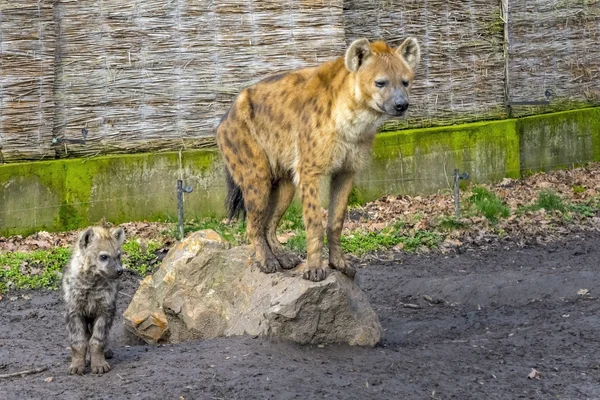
[327,171,356,278]
[67,313,89,375]
[299,174,327,282]
[218,127,280,274]
[89,312,113,374]
[266,179,302,270]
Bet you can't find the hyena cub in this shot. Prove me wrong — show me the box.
[62,225,125,375]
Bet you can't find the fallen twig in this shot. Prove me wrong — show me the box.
[0,366,48,379]
[400,302,421,309]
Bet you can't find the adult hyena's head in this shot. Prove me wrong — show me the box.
[345,37,421,117]
[77,226,125,280]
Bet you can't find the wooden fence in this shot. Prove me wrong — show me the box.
[0,0,598,162]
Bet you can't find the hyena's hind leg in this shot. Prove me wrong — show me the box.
[327,171,356,279]
[266,179,302,270]
[219,130,281,273]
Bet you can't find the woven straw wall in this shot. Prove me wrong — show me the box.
[0,0,598,162]
[344,0,508,129]
[0,1,56,162]
[507,0,600,117]
[51,0,344,158]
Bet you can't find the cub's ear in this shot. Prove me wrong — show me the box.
[111,227,126,247]
[397,37,421,70]
[79,228,95,250]
[345,38,371,72]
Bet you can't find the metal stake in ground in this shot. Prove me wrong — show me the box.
[454,169,469,218]
[177,180,193,240]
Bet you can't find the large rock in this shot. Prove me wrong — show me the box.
[123,230,382,346]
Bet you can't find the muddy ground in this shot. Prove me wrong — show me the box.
[1,233,599,400]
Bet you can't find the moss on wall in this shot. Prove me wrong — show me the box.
[0,150,222,236]
[518,107,600,175]
[357,118,520,201]
[1,107,599,236]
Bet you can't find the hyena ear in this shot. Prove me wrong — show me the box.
[397,37,421,70]
[111,227,125,247]
[345,38,371,72]
[79,228,95,250]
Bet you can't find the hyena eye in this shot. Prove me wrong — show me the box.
[402,80,410,87]
[99,254,109,262]
[374,80,387,88]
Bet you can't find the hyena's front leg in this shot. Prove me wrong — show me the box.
[67,313,89,375]
[327,171,356,279]
[299,175,327,282]
[266,179,302,270]
[89,312,113,374]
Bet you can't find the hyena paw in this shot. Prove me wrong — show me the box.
[329,256,356,279]
[67,362,86,375]
[255,257,280,274]
[91,360,111,375]
[303,267,328,282]
[276,251,302,270]
[104,348,114,359]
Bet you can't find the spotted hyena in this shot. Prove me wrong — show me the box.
[62,225,125,375]
[217,37,420,282]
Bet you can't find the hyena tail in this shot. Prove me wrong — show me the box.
[225,169,246,223]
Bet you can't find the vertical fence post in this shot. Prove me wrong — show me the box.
[501,0,511,117]
[454,169,469,218]
[177,179,193,240]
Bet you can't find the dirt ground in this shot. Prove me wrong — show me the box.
[1,232,599,400]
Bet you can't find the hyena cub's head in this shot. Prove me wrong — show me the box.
[345,37,421,117]
[76,226,125,280]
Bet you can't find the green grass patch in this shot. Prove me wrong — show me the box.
[341,225,441,257]
[278,204,305,232]
[348,186,368,207]
[436,215,468,231]
[284,231,307,255]
[468,186,510,223]
[0,247,71,293]
[0,238,168,292]
[122,239,163,276]
[534,190,567,213]
[568,197,600,217]
[520,190,568,214]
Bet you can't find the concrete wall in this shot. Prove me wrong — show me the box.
[1,107,599,236]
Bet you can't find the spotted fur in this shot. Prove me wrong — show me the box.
[217,38,421,282]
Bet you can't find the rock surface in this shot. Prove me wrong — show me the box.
[123,230,382,346]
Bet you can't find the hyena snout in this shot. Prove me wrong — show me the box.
[394,98,409,113]
[103,260,123,279]
[110,262,123,279]
[388,92,409,116]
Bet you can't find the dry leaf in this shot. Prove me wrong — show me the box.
[393,242,404,251]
